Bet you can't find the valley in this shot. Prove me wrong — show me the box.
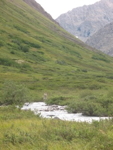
[0,0,113,149]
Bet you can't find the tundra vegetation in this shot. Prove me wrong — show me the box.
[0,107,113,150]
[0,0,113,149]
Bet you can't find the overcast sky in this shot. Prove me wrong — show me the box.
[35,0,100,19]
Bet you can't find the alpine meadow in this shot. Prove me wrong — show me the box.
[0,0,113,149]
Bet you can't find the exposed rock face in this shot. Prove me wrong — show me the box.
[23,0,56,23]
[86,22,113,56]
[23,0,97,51]
[56,0,113,42]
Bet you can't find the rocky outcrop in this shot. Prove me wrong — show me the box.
[86,22,113,56]
[56,0,113,42]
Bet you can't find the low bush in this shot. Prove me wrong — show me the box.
[19,45,29,53]
[92,54,110,63]
[46,96,67,105]
[67,100,83,113]
[0,58,19,67]
[14,25,29,34]
[82,102,106,116]
[28,42,41,49]
[0,40,5,47]
[0,81,31,106]
[67,91,113,116]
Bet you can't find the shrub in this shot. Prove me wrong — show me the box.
[14,25,28,34]
[20,39,41,49]
[28,42,41,49]
[92,54,110,63]
[19,45,29,52]
[10,51,15,54]
[0,58,19,67]
[0,40,5,47]
[82,102,106,116]
[67,100,84,113]
[67,94,113,116]
[1,81,31,106]
[46,96,67,105]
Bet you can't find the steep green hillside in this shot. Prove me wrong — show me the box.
[0,0,113,115]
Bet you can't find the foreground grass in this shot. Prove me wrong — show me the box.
[0,106,113,150]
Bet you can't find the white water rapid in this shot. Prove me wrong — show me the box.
[22,102,110,122]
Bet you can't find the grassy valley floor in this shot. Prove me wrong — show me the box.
[0,106,113,150]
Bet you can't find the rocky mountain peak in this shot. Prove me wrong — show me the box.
[86,22,113,56]
[56,0,113,42]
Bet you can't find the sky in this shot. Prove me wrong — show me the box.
[35,0,100,19]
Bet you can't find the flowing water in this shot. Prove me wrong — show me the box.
[22,102,110,122]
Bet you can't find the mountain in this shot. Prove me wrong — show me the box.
[56,0,113,42]
[0,0,113,98]
[86,22,113,56]
[20,0,96,50]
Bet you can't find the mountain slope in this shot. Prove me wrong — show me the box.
[56,0,113,42]
[0,0,113,101]
[86,22,113,56]
[23,0,57,23]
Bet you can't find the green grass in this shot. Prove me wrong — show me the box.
[0,107,113,150]
[0,0,113,115]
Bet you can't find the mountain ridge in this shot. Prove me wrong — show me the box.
[56,0,113,42]
[23,0,98,52]
[86,21,113,56]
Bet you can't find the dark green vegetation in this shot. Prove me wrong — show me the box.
[0,81,32,106]
[1,0,113,116]
[0,107,113,150]
[66,90,113,116]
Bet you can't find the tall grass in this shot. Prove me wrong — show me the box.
[0,107,113,150]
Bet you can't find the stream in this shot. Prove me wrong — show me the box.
[22,102,110,122]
